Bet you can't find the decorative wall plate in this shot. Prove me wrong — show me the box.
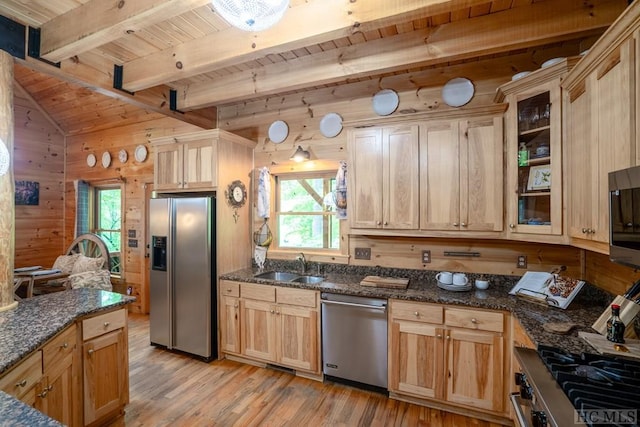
[541,57,565,68]
[86,154,97,168]
[319,113,343,138]
[101,151,111,168]
[268,120,288,144]
[512,71,531,81]
[118,149,128,164]
[134,145,148,162]
[442,77,475,107]
[372,89,399,116]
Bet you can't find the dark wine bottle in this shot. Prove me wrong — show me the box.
[606,304,626,343]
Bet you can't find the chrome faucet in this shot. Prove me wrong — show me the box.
[296,252,307,274]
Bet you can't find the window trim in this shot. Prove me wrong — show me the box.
[92,184,123,277]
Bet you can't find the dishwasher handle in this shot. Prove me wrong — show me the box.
[321,299,387,311]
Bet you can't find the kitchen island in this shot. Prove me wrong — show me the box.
[0,289,134,426]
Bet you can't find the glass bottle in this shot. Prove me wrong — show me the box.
[518,142,528,166]
[606,304,625,343]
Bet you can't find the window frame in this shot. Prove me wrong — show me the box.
[91,184,123,277]
[274,171,340,251]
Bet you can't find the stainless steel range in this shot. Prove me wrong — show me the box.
[512,346,640,427]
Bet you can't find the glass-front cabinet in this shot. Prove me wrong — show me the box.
[496,57,577,241]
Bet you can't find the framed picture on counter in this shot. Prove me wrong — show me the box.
[527,164,551,191]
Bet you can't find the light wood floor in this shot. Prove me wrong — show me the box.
[119,313,506,427]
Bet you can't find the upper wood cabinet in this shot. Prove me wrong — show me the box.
[151,129,256,193]
[496,58,577,243]
[348,124,419,229]
[420,116,503,232]
[563,3,640,253]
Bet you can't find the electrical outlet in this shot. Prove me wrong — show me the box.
[354,247,371,260]
[422,250,431,263]
[517,255,528,269]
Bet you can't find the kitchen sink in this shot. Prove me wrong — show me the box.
[290,275,324,284]
[253,271,324,284]
[254,271,301,281]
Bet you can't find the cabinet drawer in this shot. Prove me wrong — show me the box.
[240,282,276,302]
[220,280,240,298]
[445,308,504,332]
[43,324,76,369]
[276,287,317,308]
[391,300,443,324]
[82,308,127,341]
[0,350,43,399]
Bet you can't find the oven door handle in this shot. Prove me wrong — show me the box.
[510,392,530,427]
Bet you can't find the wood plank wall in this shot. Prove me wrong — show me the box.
[13,84,65,268]
[64,118,202,313]
[218,44,640,294]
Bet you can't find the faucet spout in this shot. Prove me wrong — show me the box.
[296,252,307,274]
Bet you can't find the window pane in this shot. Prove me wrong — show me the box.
[280,178,325,212]
[96,188,121,252]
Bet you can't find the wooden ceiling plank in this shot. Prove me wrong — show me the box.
[40,0,212,63]
[120,0,506,91]
[179,0,625,109]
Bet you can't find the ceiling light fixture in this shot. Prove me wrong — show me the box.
[290,145,310,162]
[211,0,289,32]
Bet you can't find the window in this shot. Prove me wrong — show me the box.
[94,186,122,275]
[276,172,340,250]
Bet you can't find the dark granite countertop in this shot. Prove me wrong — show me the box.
[222,265,613,355]
[0,289,134,426]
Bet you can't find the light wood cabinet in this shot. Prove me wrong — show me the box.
[219,280,241,354]
[348,124,419,229]
[389,300,505,414]
[37,324,80,426]
[153,138,217,191]
[82,308,129,426]
[496,59,577,242]
[419,116,503,232]
[565,39,635,252]
[0,349,43,402]
[229,282,320,374]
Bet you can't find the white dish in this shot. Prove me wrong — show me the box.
[268,120,288,144]
[511,71,531,81]
[101,151,111,168]
[541,57,565,68]
[134,145,148,162]
[118,149,128,164]
[437,281,472,292]
[372,89,399,116]
[319,113,343,138]
[86,154,96,168]
[442,77,474,107]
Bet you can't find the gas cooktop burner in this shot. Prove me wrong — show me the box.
[537,345,640,426]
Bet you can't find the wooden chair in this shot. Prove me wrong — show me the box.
[33,233,111,295]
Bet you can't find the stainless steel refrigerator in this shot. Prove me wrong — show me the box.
[149,195,217,361]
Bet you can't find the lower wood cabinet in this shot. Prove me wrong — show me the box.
[82,308,129,426]
[220,280,320,374]
[389,300,506,415]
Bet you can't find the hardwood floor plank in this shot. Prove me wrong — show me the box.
[118,313,506,427]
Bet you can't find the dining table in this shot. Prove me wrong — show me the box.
[13,267,70,300]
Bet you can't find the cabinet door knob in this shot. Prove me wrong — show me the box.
[227,288,232,292]
[383,221,388,226]
[233,303,238,308]
[509,223,515,229]
[88,349,94,355]
[16,379,27,388]
[446,335,451,340]
[37,389,48,398]
[453,222,459,227]
[376,221,382,226]
[589,228,596,234]
[414,311,419,317]
[436,334,442,339]
[103,321,110,328]
[270,309,275,314]
[471,318,478,324]
[582,228,588,234]
[60,342,68,349]
[461,222,467,227]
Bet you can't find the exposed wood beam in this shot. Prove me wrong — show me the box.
[16,55,216,130]
[120,0,504,91]
[39,0,212,63]
[178,0,626,110]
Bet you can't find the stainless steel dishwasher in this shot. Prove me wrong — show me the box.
[321,292,388,389]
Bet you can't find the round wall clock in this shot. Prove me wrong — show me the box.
[226,180,247,208]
